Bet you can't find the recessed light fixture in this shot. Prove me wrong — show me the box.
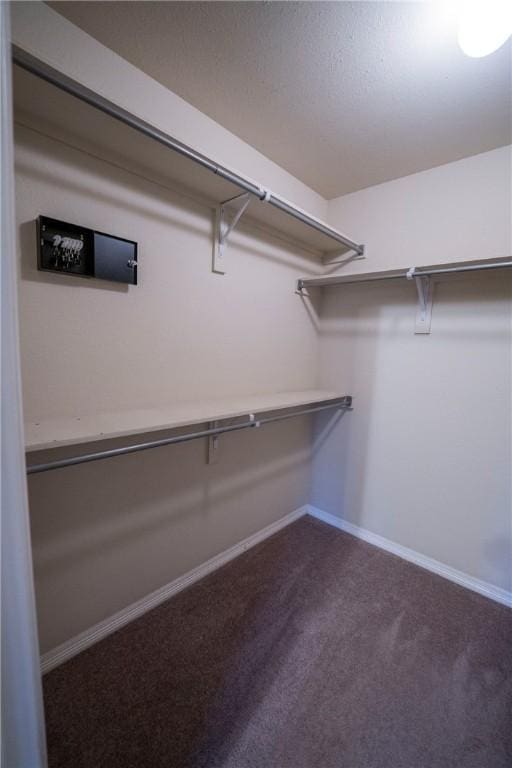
[457,0,512,57]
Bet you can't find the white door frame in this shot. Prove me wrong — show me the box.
[1,3,47,765]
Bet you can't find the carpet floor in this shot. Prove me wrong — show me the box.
[43,515,512,768]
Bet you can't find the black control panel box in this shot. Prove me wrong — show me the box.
[38,216,138,285]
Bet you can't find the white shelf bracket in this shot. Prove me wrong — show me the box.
[207,421,220,464]
[207,413,257,464]
[407,268,433,334]
[212,192,252,274]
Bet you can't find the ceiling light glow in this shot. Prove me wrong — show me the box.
[457,0,512,57]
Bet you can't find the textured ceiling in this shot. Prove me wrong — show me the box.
[48,1,511,199]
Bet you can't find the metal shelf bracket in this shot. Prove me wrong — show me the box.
[207,421,220,464]
[207,413,257,464]
[212,192,252,274]
[407,268,433,334]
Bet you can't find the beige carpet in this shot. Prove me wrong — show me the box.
[43,515,512,767]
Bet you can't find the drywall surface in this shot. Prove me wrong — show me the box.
[327,146,512,272]
[12,2,330,655]
[11,1,326,220]
[314,151,512,593]
[15,124,320,653]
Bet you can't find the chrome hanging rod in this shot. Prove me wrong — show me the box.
[26,397,352,475]
[297,259,512,290]
[12,45,364,257]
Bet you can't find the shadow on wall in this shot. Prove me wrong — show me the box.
[483,538,512,593]
[29,416,313,652]
[310,272,512,589]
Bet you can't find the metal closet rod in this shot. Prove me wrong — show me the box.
[26,397,352,475]
[298,259,512,289]
[12,45,364,256]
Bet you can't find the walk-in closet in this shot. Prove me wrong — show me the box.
[2,2,511,767]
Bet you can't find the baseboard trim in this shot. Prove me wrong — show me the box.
[41,503,510,673]
[308,504,512,608]
[41,505,308,674]
[307,505,512,609]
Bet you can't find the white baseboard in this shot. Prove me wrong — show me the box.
[307,505,512,609]
[41,505,308,674]
[41,503,510,673]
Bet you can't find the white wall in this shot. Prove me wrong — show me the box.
[11,2,327,654]
[16,126,320,423]
[313,151,512,593]
[327,146,512,273]
[15,122,319,654]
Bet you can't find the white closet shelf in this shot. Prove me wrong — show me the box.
[297,256,512,289]
[12,50,362,259]
[297,256,512,335]
[25,390,348,453]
